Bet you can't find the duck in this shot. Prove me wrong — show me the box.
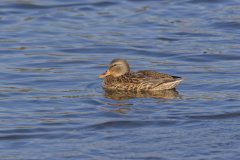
[98,59,182,91]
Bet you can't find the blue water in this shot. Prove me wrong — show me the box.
[0,0,240,159]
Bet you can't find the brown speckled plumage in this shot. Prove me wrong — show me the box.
[99,59,182,91]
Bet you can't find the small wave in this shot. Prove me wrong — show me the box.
[86,120,177,130]
[177,53,240,63]
[156,37,180,42]
[188,0,226,4]
[1,1,118,10]
[0,133,67,141]
[188,112,240,120]
[212,22,240,30]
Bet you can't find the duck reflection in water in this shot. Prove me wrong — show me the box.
[104,89,180,100]
[102,89,180,114]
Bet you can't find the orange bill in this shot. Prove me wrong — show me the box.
[98,69,111,78]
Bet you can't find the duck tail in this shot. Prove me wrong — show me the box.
[154,78,183,91]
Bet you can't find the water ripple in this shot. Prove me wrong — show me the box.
[0,1,119,10]
[87,120,178,130]
[188,112,240,120]
[0,0,240,159]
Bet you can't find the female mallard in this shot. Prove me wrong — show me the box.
[99,59,182,91]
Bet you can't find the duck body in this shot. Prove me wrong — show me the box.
[102,70,182,91]
[99,59,182,91]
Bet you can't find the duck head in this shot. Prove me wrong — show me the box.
[99,59,130,78]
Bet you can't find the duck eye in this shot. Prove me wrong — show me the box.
[110,64,117,68]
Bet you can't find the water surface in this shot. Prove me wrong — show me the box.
[0,0,240,159]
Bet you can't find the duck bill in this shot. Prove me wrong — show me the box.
[98,69,111,78]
